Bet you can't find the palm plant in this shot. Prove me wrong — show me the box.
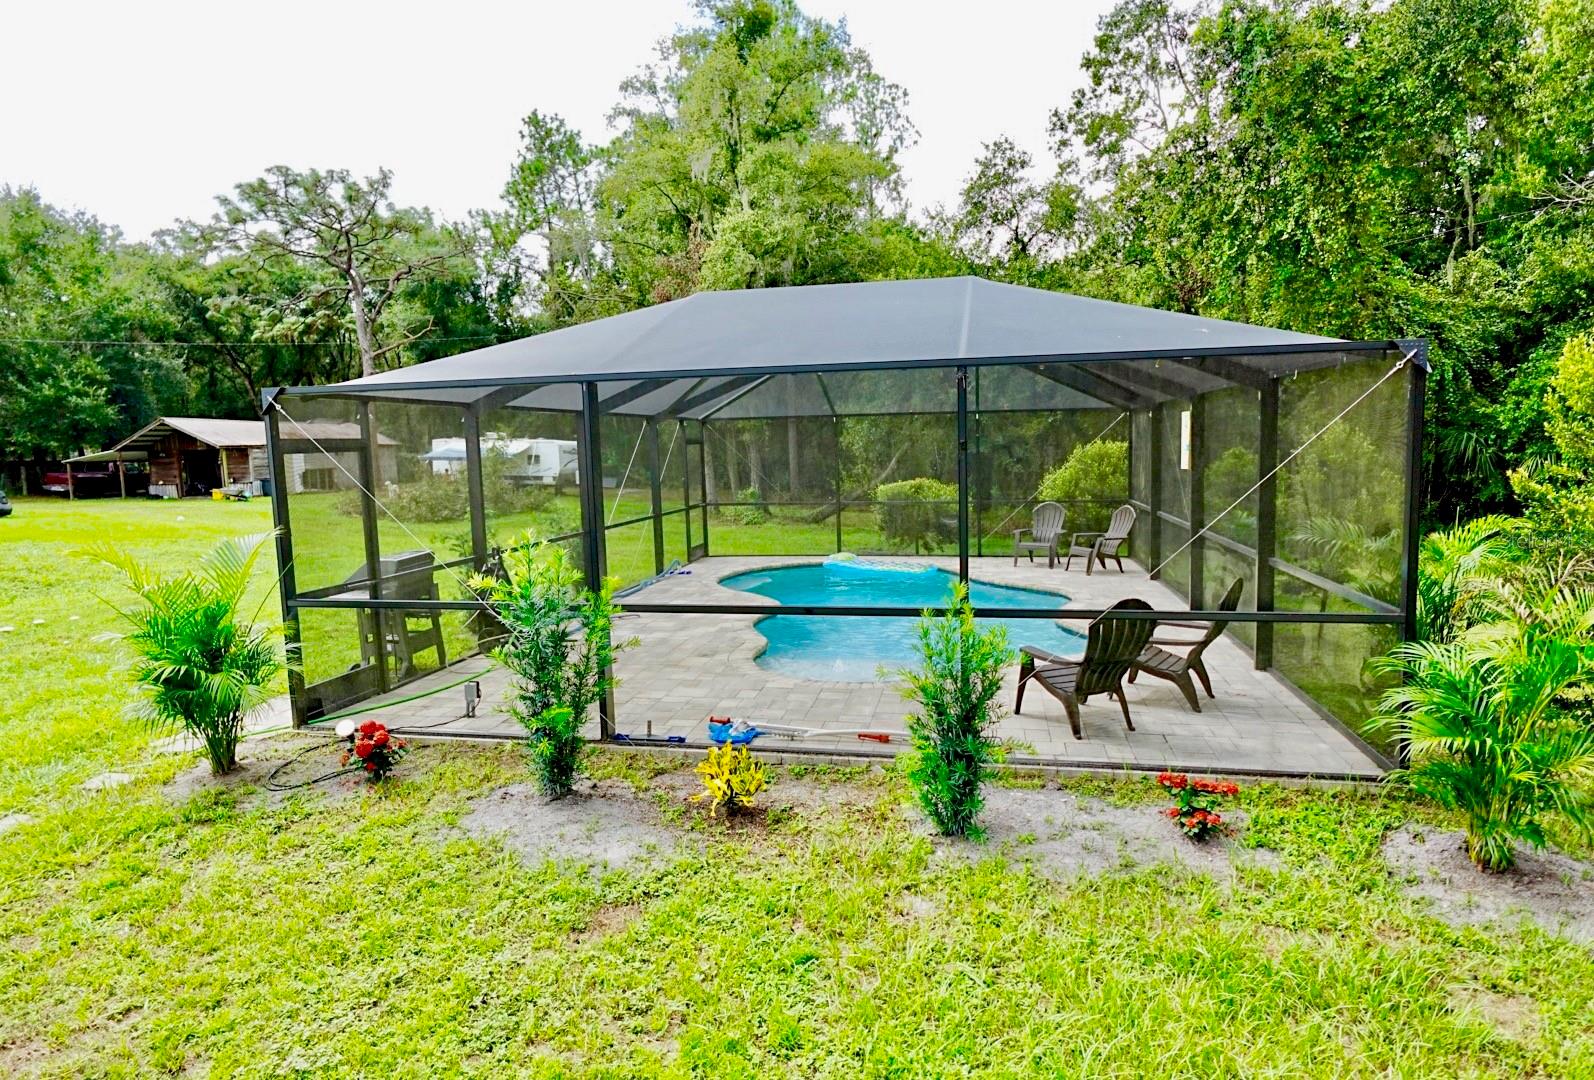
[87,533,287,775]
[1373,559,1594,871]
[1410,515,1514,644]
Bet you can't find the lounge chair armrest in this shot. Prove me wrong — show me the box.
[1019,644,1072,665]
[1149,634,1203,647]
[1160,620,1211,630]
[1069,530,1104,544]
[1012,527,1031,540]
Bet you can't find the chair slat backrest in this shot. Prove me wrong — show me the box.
[1077,597,1155,696]
[1192,577,1245,651]
[1105,504,1136,543]
[1032,501,1064,543]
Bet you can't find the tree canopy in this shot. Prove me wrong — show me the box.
[2,0,1591,541]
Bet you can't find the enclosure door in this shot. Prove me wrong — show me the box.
[684,425,707,561]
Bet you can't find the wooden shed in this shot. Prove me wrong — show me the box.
[66,417,397,498]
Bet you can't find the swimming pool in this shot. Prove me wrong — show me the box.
[721,560,1087,682]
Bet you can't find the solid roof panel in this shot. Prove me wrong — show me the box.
[322,277,1343,408]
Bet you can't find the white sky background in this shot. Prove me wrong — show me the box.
[0,0,1114,242]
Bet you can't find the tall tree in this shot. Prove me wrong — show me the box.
[187,167,472,378]
[0,188,174,467]
[946,136,1082,280]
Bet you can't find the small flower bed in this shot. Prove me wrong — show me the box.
[1157,772,1239,840]
[337,718,409,782]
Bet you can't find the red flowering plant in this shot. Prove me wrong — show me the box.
[336,718,409,782]
[1156,772,1240,840]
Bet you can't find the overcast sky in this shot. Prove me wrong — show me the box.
[0,0,1113,241]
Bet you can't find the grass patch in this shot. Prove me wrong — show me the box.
[1,498,1592,1075]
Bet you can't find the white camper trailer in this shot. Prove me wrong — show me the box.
[420,434,577,486]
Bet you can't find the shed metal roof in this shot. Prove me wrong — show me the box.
[69,417,395,463]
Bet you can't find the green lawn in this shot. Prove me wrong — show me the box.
[2,497,1593,1077]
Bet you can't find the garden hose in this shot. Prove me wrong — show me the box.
[246,662,496,787]
[264,739,367,791]
[306,664,500,728]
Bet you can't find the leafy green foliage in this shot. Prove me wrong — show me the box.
[1374,552,1594,870]
[1513,333,1594,550]
[1411,515,1516,644]
[82,532,286,775]
[722,485,771,525]
[187,166,474,379]
[340,451,551,523]
[875,477,956,553]
[1035,439,1127,533]
[898,583,1013,837]
[473,536,630,796]
[0,188,175,464]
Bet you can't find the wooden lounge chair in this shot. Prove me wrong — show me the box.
[1128,577,1244,713]
[1014,597,1155,739]
[1063,504,1136,575]
[1012,501,1065,567]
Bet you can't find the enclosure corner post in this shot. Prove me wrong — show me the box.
[1254,378,1280,670]
[1398,340,1428,768]
[577,382,615,740]
[1399,340,1427,649]
[355,402,390,695]
[463,406,488,572]
[832,415,843,554]
[955,366,971,582]
[264,402,307,729]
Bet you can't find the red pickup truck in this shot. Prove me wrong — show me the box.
[41,466,149,497]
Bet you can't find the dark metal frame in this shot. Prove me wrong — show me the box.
[261,337,1426,777]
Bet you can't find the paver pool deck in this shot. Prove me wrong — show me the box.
[337,556,1387,778]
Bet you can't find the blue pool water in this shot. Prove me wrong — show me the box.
[721,560,1087,682]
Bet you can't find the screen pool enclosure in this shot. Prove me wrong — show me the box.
[262,276,1425,779]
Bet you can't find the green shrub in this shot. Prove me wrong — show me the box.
[473,535,632,796]
[1036,439,1127,534]
[722,485,771,525]
[1373,544,1594,871]
[876,477,957,553]
[1512,333,1594,551]
[898,583,1014,837]
[85,533,288,775]
[341,451,552,523]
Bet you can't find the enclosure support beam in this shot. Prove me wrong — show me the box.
[956,366,971,582]
[646,418,665,575]
[972,367,983,557]
[833,416,843,554]
[577,382,614,740]
[463,408,488,572]
[1146,408,1164,579]
[698,421,712,558]
[1188,396,1206,609]
[356,402,390,695]
[1254,379,1279,670]
[264,401,307,728]
[1024,363,1149,412]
